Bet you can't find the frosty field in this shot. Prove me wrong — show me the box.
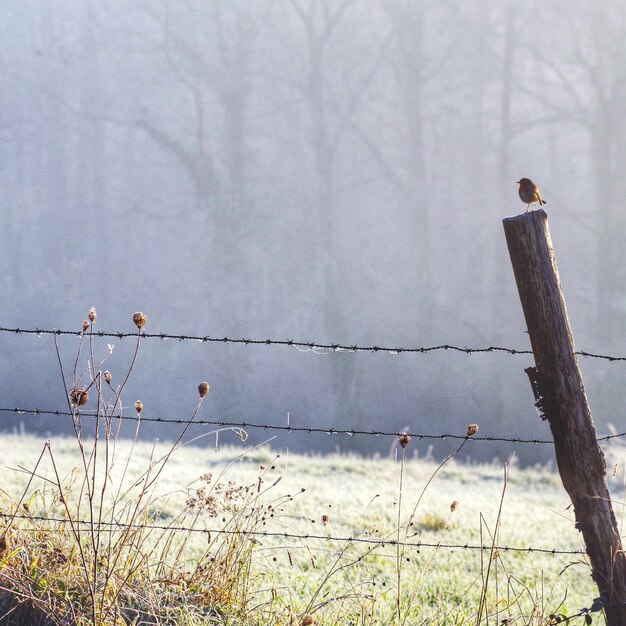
[0,432,614,625]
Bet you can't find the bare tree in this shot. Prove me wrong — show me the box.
[517,0,626,343]
[261,0,393,414]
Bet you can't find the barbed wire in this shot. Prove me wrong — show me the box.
[3,406,626,445]
[0,325,624,361]
[0,406,555,444]
[0,327,600,568]
[0,511,584,556]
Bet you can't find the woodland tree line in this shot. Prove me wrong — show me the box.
[0,1,624,463]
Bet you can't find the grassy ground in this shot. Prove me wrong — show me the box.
[0,431,612,625]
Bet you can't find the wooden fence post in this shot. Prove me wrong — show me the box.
[503,209,626,624]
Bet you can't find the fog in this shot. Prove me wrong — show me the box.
[1,0,624,465]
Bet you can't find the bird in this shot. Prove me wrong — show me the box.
[516,178,547,211]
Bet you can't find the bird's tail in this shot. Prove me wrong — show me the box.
[539,198,547,205]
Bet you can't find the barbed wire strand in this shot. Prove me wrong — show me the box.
[0,406,555,444]
[0,511,583,556]
[2,406,626,445]
[0,326,624,361]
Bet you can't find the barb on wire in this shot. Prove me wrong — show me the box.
[0,406,556,444]
[1,325,625,361]
[0,511,583,556]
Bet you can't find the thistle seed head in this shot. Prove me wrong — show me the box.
[398,433,410,448]
[70,387,89,407]
[133,312,147,329]
[198,381,210,398]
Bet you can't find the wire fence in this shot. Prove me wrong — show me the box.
[0,406,556,444]
[0,512,584,556]
[0,401,601,560]
[1,325,625,361]
[0,321,618,572]
[3,406,626,445]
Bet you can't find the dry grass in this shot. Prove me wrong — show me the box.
[0,309,268,625]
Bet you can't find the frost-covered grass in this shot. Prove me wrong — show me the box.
[0,432,611,625]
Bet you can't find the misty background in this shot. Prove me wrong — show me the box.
[1,0,624,465]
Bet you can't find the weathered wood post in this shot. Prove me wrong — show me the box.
[503,209,626,624]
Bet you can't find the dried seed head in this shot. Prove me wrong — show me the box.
[82,320,89,333]
[70,387,89,406]
[467,423,479,437]
[301,616,315,626]
[398,433,410,448]
[133,311,147,329]
[135,400,143,414]
[321,514,330,525]
[450,500,459,512]
[88,307,97,323]
[104,371,112,384]
[198,382,210,398]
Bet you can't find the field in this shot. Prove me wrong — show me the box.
[0,430,616,625]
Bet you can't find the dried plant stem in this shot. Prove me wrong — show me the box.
[395,438,469,626]
[396,445,405,625]
[404,438,469,538]
[53,321,151,624]
[302,537,379,617]
[475,460,510,626]
[46,443,97,620]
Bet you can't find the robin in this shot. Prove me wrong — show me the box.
[516,178,547,211]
